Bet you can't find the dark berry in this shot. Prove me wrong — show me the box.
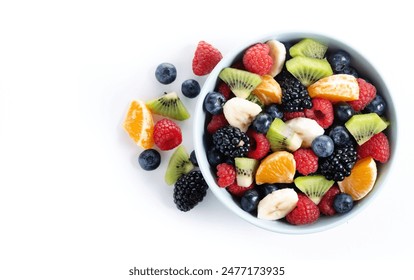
[190,150,198,167]
[240,189,260,212]
[251,112,272,133]
[319,144,357,181]
[181,79,201,98]
[212,126,250,158]
[207,146,224,167]
[334,102,355,123]
[277,70,312,112]
[311,135,334,158]
[259,184,279,198]
[328,50,351,72]
[173,170,208,212]
[155,63,177,84]
[204,91,225,115]
[138,149,161,171]
[333,193,354,214]
[364,95,386,116]
[329,126,351,147]
[336,66,358,78]
[265,104,284,120]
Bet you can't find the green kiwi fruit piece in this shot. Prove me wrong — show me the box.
[289,38,328,59]
[345,113,389,145]
[165,146,194,185]
[266,118,302,152]
[286,56,333,87]
[219,67,262,99]
[146,92,190,121]
[294,175,335,205]
[235,157,259,187]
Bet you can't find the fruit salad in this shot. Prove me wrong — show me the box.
[203,38,391,225]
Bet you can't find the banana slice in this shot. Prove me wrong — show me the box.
[257,188,298,220]
[285,117,324,148]
[266,39,286,77]
[223,97,262,132]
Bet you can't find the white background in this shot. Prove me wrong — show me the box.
[1,0,413,279]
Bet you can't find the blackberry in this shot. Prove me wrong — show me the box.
[212,126,250,158]
[277,70,312,112]
[173,170,208,212]
[319,144,357,181]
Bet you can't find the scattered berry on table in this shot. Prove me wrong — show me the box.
[212,126,250,158]
[155,63,177,84]
[153,119,182,151]
[311,135,334,158]
[240,189,260,212]
[277,70,312,112]
[204,91,225,115]
[333,193,354,214]
[243,43,273,75]
[173,170,208,212]
[189,150,198,167]
[226,182,254,197]
[251,112,272,134]
[286,193,320,225]
[293,148,318,175]
[348,78,377,111]
[265,104,284,120]
[334,102,355,123]
[304,97,334,129]
[206,113,228,134]
[357,132,390,163]
[364,95,386,116]
[138,149,161,171]
[319,144,357,181]
[216,163,236,188]
[181,79,201,98]
[192,41,223,76]
[246,130,270,160]
[318,185,341,216]
[328,50,351,72]
[328,126,352,147]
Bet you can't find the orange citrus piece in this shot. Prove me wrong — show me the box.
[123,100,154,149]
[308,74,359,101]
[255,151,296,184]
[252,75,282,105]
[338,156,377,200]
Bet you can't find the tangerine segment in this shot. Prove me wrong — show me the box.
[338,156,377,201]
[252,75,282,105]
[123,100,154,149]
[308,74,359,102]
[255,151,296,184]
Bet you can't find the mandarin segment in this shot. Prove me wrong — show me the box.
[252,75,282,105]
[255,151,296,184]
[308,74,359,102]
[123,100,154,149]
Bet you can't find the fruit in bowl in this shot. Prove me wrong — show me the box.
[194,33,396,233]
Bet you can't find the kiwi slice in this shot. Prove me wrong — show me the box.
[235,157,259,187]
[345,113,389,145]
[266,118,302,152]
[146,92,190,121]
[246,93,264,109]
[294,175,335,204]
[165,146,194,185]
[286,56,333,87]
[289,38,328,59]
[219,67,262,99]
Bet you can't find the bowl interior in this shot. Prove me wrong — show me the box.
[193,32,397,234]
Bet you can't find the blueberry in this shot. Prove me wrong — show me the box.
[364,95,386,116]
[252,113,272,133]
[181,79,201,98]
[206,146,223,167]
[328,50,351,72]
[260,184,279,198]
[334,102,355,123]
[337,66,358,78]
[204,91,225,115]
[333,193,354,214]
[190,150,198,167]
[240,189,260,212]
[265,104,284,120]
[138,149,161,171]
[155,63,177,84]
[312,135,334,158]
[329,126,351,147]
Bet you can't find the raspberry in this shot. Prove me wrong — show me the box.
[217,82,232,100]
[216,163,236,188]
[242,43,273,75]
[286,194,320,225]
[283,111,305,121]
[357,132,390,163]
[318,185,340,216]
[293,148,318,175]
[226,182,254,197]
[349,78,376,111]
[153,119,182,150]
[192,41,223,76]
[207,114,228,134]
[247,130,270,160]
[304,98,334,129]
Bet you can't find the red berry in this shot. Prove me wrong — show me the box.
[207,114,229,134]
[217,82,232,100]
[216,163,236,188]
[293,148,318,175]
[247,130,270,160]
[283,111,305,121]
[348,78,376,111]
[304,98,334,129]
[153,119,182,150]
[357,132,390,163]
[286,193,320,225]
[226,182,254,197]
[318,185,341,216]
[242,43,273,75]
[192,41,223,76]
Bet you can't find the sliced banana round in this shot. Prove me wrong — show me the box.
[266,39,286,77]
[285,117,324,148]
[223,97,262,132]
[257,188,299,220]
